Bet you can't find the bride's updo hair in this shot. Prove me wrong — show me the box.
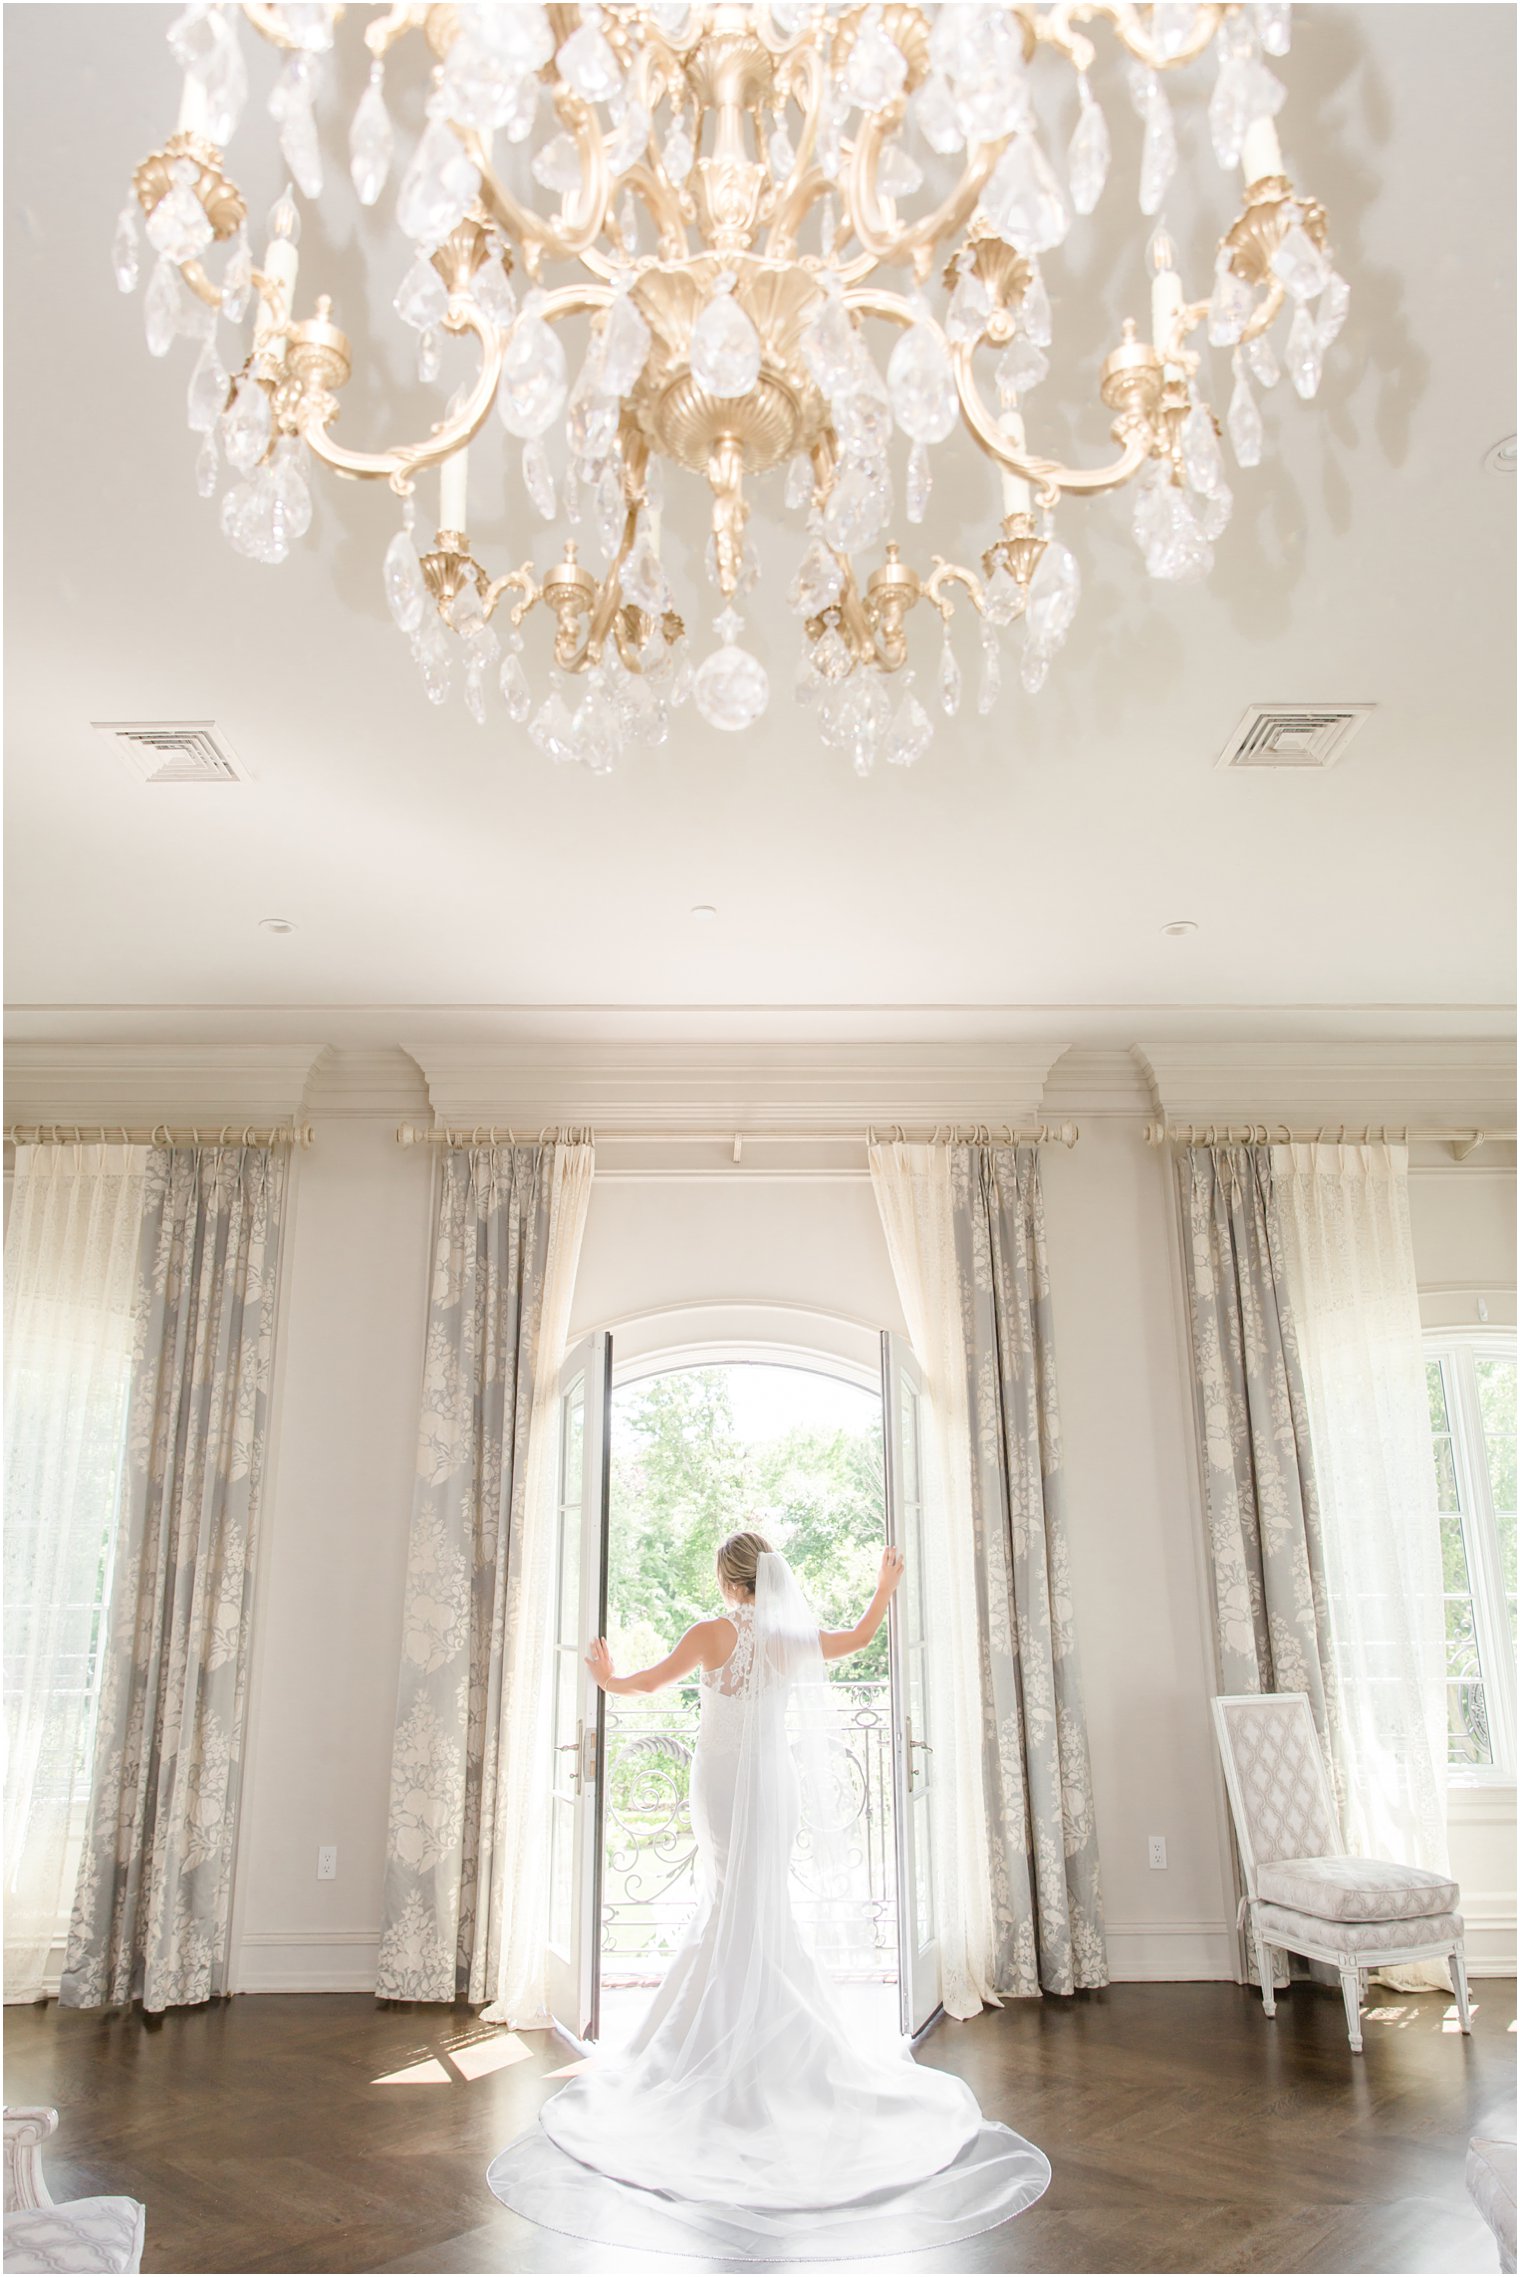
[715,1528,772,1601]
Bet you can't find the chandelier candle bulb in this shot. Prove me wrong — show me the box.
[262,232,299,317]
[999,409,1030,519]
[176,70,208,139]
[440,448,468,537]
[1151,265,1185,357]
[1242,114,1284,184]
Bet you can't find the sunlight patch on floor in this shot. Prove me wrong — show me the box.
[447,2032,533,2079]
[370,2029,531,2085]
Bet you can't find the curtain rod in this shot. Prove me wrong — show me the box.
[4,1123,315,1149]
[396,1121,1080,1151]
[1146,1121,1515,1157]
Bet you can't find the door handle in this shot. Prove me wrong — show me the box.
[905,1716,933,1793]
[582,1723,598,1786]
[557,1719,583,1792]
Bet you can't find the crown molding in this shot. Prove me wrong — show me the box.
[1136,1039,1517,1128]
[302,1047,431,1118]
[5,1003,1514,1051]
[407,1040,1074,1133]
[3,1042,327,1127]
[1042,1046,1156,1117]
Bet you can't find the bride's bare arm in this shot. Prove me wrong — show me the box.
[586,1618,733,1696]
[819,1546,905,1662]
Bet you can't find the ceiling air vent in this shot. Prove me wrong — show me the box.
[94,721,246,784]
[1217,703,1373,771]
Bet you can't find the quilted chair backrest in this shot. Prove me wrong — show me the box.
[1212,1693,1343,1890]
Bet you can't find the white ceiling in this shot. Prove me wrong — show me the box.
[3,4,1515,1048]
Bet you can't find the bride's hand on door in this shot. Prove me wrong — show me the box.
[877,1545,905,1600]
[586,1637,616,1691]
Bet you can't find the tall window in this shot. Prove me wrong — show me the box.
[1426,1333,1517,1779]
[3,1148,146,2001]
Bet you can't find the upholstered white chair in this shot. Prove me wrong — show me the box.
[1468,2135,1518,2274]
[3,2107,145,2274]
[1212,1692,1471,2055]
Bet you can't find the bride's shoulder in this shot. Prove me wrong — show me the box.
[693,1612,739,1670]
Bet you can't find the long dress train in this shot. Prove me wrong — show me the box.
[488,1552,1050,2260]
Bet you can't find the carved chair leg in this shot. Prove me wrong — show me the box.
[1253,1920,1277,2017]
[1339,1963,1364,2053]
[1449,1947,1473,2034]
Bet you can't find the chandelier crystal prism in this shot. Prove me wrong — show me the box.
[119,0,1346,775]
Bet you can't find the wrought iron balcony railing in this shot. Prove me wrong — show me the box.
[602,1678,896,1984]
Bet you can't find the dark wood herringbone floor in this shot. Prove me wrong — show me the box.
[4,1979,1513,2275]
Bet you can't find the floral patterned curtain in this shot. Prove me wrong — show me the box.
[950,1145,1108,1997]
[1175,1146,1338,1747]
[59,1145,288,2014]
[376,1140,591,2007]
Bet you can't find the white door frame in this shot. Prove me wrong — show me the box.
[545,1330,612,2043]
[881,1329,943,2035]
[589,1309,917,2027]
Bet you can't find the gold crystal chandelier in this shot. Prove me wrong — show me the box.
[117,2,1346,772]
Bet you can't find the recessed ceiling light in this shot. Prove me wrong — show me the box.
[1484,434,1517,474]
[259,917,297,934]
[1161,919,1199,937]
[690,904,717,921]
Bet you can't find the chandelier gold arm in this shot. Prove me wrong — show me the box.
[950,329,1159,499]
[761,44,827,258]
[239,2,349,53]
[481,564,541,630]
[922,556,988,621]
[298,297,504,484]
[844,111,1000,276]
[1037,0,1231,77]
[363,6,428,61]
[464,91,612,275]
[618,160,694,265]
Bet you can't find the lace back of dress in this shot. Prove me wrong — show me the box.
[703,1601,756,1697]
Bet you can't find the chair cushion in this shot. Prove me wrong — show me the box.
[1254,1898,1462,1958]
[1256,1854,1460,1922]
[3,2197,145,2274]
[1467,2137,1517,2274]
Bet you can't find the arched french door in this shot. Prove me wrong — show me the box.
[544,1307,941,2047]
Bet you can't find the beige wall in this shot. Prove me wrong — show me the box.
[224,1104,1516,1992]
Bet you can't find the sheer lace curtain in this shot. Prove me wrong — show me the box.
[868,1141,998,2019]
[1271,1143,1448,1990]
[3,1146,150,2003]
[483,1138,593,2029]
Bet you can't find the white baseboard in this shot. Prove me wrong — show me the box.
[1103,1920,1238,1981]
[1456,1891,1517,1978]
[234,1928,380,1994]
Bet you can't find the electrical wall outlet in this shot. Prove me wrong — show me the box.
[1147,1835,1167,1869]
[317,1845,337,1881]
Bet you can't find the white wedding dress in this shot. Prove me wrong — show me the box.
[488,1552,1049,2260]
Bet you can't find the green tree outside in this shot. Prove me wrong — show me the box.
[606,1365,889,1685]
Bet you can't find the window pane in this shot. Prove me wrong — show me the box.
[1476,1358,1517,1515]
[1440,1506,1477,1595]
[1427,1359,1452,1438]
[1445,1593,1480,1673]
[1433,1435,1461,1515]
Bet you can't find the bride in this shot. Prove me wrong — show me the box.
[488,1530,1050,2261]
